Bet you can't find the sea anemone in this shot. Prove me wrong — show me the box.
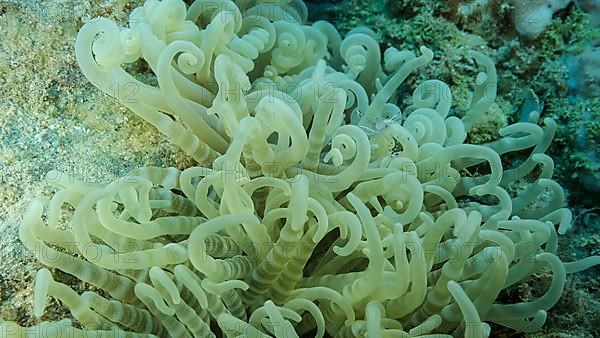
[3,0,599,337]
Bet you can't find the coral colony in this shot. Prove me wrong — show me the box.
[2,0,599,337]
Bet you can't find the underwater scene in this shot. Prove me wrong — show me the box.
[0,0,599,337]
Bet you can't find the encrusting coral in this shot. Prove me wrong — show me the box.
[2,0,599,337]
